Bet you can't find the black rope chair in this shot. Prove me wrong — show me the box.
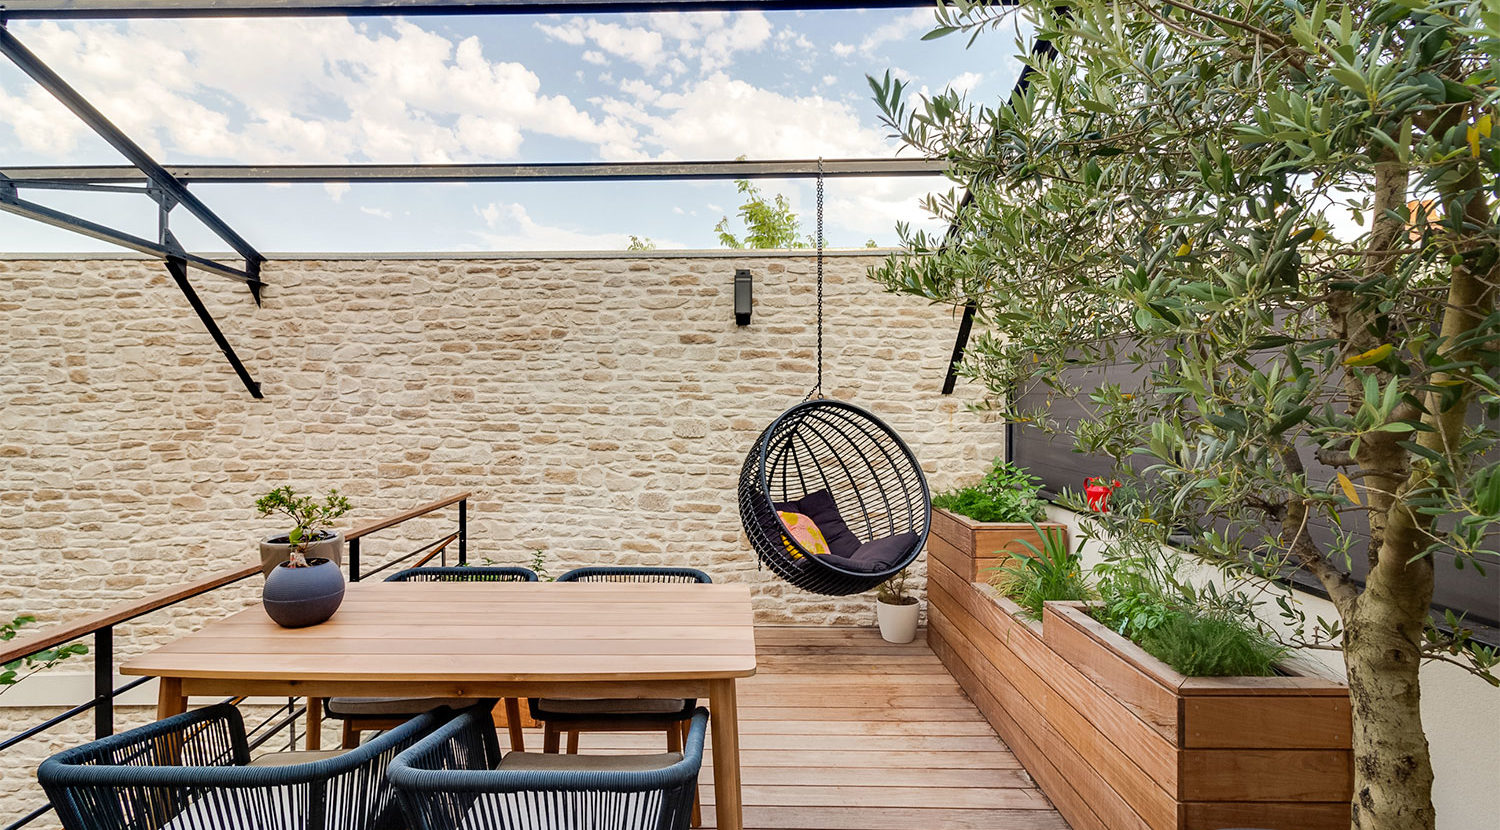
[39,702,447,830]
[326,566,537,750]
[387,566,539,583]
[554,566,711,584]
[390,703,708,830]
[739,399,931,596]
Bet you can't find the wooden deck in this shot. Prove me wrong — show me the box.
[548,625,1070,830]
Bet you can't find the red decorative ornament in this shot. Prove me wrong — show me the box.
[1085,478,1120,512]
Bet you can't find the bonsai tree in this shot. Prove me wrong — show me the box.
[870,1,1498,827]
[255,486,352,568]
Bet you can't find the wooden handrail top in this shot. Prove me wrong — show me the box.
[345,492,471,541]
[0,564,261,665]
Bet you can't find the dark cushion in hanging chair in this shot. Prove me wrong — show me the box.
[774,489,861,558]
[739,399,932,596]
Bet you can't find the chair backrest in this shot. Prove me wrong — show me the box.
[386,566,538,582]
[390,704,708,830]
[39,703,449,830]
[555,566,712,584]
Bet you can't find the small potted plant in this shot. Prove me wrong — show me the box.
[875,568,920,644]
[255,485,352,628]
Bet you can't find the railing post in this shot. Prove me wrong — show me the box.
[458,498,467,566]
[348,537,361,582]
[93,628,113,739]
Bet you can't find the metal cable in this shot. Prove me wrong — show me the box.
[817,158,824,396]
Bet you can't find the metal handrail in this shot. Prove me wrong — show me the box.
[1,493,472,828]
[346,491,469,580]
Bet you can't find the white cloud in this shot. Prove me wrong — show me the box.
[821,74,838,87]
[536,18,664,69]
[607,72,894,160]
[324,182,352,202]
[947,72,983,95]
[582,50,608,66]
[474,201,635,250]
[1,19,639,164]
[832,42,855,58]
[539,12,769,74]
[359,206,394,219]
[858,8,935,55]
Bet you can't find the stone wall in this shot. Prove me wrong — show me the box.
[0,252,1004,648]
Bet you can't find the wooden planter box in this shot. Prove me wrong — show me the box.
[925,552,1353,830]
[928,506,1070,583]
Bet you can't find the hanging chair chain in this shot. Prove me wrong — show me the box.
[807,157,825,401]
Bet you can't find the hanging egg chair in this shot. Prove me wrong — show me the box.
[736,161,932,596]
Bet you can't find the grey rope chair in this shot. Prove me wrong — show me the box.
[739,399,931,595]
[326,566,538,750]
[390,703,708,830]
[39,702,447,830]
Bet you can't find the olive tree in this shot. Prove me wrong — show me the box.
[870,1,1499,827]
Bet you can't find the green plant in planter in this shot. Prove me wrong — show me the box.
[876,568,917,606]
[1090,515,1283,678]
[255,486,352,568]
[989,523,1094,619]
[932,458,1046,523]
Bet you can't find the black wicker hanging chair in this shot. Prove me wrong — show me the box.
[739,399,931,595]
[735,162,931,596]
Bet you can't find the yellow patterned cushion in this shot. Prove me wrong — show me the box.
[778,511,832,559]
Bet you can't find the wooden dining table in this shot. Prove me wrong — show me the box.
[121,580,758,830]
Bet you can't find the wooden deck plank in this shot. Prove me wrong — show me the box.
[500,624,1069,830]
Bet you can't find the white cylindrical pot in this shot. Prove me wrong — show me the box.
[876,599,920,644]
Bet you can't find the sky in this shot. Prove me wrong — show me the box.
[0,8,1031,254]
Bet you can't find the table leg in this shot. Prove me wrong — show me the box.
[708,679,743,830]
[306,698,322,750]
[504,698,526,752]
[156,677,186,719]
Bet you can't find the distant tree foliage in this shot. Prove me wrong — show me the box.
[626,235,657,251]
[715,179,813,249]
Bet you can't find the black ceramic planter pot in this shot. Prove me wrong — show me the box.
[262,558,345,628]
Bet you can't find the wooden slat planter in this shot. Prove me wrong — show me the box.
[926,552,1353,830]
[929,507,1070,583]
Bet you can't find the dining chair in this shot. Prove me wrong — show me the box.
[325,566,538,750]
[530,565,711,826]
[389,702,708,830]
[38,702,447,830]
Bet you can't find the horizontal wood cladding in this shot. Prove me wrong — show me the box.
[929,508,1069,582]
[927,558,1353,830]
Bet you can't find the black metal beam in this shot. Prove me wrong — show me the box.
[0,26,264,283]
[0,190,262,285]
[165,257,263,398]
[1,0,936,20]
[0,158,948,184]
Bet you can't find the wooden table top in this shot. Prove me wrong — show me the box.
[121,581,758,683]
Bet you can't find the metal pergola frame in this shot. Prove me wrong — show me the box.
[0,0,1025,397]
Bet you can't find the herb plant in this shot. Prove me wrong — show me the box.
[932,459,1046,523]
[989,523,1093,619]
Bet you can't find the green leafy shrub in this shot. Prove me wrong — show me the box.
[255,485,352,567]
[932,459,1046,523]
[1134,612,1285,678]
[990,524,1093,619]
[878,568,916,606]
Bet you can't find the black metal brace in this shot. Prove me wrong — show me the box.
[164,257,263,399]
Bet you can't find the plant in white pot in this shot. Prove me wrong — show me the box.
[255,486,352,628]
[875,568,920,644]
